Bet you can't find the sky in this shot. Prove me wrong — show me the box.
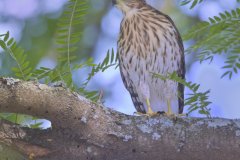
[0,0,240,119]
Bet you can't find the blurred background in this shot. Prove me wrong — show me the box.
[0,0,239,119]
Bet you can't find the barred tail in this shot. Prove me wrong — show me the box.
[127,84,146,113]
[119,65,146,113]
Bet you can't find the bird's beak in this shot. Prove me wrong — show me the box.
[112,0,117,5]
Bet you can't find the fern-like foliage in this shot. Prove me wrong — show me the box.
[0,0,115,102]
[32,49,118,102]
[0,31,32,80]
[30,0,89,90]
[153,72,211,117]
[181,0,240,9]
[180,0,203,9]
[183,8,240,79]
[56,0,88,55]
[78,88,100,102]
[0,113,44,129]
[83,49,118,86]
[55,0,89,88]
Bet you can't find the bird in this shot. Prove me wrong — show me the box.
[113,0,185,116]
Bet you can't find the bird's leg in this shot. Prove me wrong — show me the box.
[146,98,154,115]
[145,98,159,116]
[165,99,174,116]
[165,99,186,117]
[133,82,159,116]
[163,99,178,120]
[134,98,159,116]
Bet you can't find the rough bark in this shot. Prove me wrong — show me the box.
[0,77,240,160]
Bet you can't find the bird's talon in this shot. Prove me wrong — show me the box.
[157,111,165,115]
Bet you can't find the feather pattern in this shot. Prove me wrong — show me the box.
[116,0,185,114]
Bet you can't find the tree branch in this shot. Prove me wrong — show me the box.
[0,77,240,160]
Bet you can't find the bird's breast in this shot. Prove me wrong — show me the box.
[118,12,182,76]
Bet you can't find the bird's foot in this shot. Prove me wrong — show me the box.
[134,98,159,117]
[146,98,159,117]
[146,108,160,117]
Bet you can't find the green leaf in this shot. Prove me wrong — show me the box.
[181,0,204,9]
[30,122,44,129]
[4,31,9,42]
[0,31,32,80]
[219,13,227,19]
[214,16,221,22]
[221,71,231,78]
[236,63,240,69]
[190,0,198,9]
[209,18,216,24]
[0,40,7,50]
[7,38,14,46]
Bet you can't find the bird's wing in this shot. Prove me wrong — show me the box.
[175,24,185,114]
[176,27,185,114]
[178,76,184,114]
[162,13,185,114]
[119,64,146,113]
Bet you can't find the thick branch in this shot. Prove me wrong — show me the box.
[0,77,240,160]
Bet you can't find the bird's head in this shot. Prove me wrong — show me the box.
[112,0,146,14]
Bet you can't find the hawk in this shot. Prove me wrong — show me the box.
[113,0,185,115]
